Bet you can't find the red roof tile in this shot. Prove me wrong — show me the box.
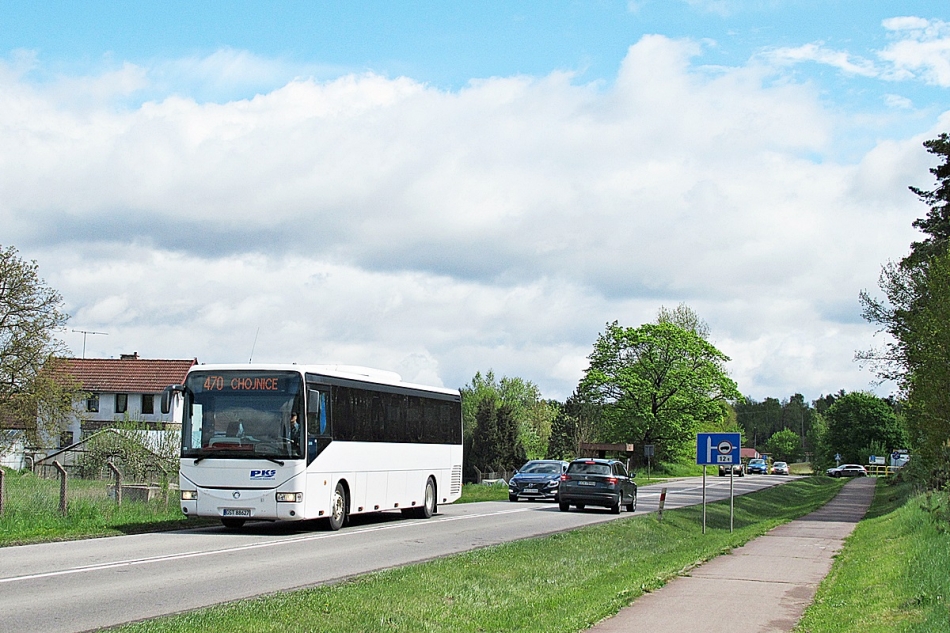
[56,357,197,393]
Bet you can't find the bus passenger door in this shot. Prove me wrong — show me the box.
[306,388,331,465]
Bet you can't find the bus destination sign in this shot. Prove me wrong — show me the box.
[200,375,281,392]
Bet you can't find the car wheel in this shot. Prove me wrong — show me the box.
[221,518,245,529]
[559,501,570,512]
[327,482,347,531]
[509,494,518,502]
[626,492,636,513]
[610,497,621,514]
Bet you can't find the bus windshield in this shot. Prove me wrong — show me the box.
[181,370,304,461]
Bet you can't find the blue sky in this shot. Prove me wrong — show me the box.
[2,1,949,401]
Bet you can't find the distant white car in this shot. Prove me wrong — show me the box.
[826,464,868,478]
[770,461,790,475]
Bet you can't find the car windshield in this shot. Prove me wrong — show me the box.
[568,462,611,475]
[521,462,561,474]
[774,462,787,467]
[750,459,765,465]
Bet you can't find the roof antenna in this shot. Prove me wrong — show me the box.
[72,329,108,359]
[248,327,260,364]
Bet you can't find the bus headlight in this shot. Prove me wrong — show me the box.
[181,490,197,501]
[276,492,303,503]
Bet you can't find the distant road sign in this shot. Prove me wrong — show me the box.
[697,433,741,466]
[644,444,655,457]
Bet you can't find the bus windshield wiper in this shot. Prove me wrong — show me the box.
[259,455,285,466]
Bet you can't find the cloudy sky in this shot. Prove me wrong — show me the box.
[3,1,949,402]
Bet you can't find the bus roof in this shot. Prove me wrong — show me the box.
[185,363,460,397]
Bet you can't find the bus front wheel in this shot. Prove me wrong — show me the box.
[328,482,347,531]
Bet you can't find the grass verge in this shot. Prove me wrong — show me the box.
[110,476,844,633]
[0,470,214,546]
[795,480,950,632]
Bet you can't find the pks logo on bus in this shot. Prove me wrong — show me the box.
[250,469,277,480]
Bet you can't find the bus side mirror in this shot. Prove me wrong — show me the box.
[162,384,185,414]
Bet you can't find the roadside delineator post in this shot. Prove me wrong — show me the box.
[657,487,667,522]
[108,461,122,506]
[54,460,68,516]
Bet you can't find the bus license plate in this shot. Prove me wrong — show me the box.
[223,508,251,517]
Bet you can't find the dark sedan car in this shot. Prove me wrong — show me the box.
[508,460,569,501]
[558,458,637,514]
[826,464,868,477]
[718,463,744,477]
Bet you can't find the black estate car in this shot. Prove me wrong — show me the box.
[508,460,569,501]
[558,458,637,514]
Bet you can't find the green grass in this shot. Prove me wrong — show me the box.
[0,469,212,546]
[789,462,814,475]
[796,480,950,632]
[111,476,845,633]
[458,481,509,503]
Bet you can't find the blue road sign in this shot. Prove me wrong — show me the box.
[696,432,741,466]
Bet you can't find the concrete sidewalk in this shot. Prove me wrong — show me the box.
[587,477,877,633]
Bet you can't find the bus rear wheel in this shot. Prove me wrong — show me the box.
[328,482,347,531]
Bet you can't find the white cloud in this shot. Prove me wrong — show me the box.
[762,17,950,88]
[4,35,937,401]
[764,42,878,77]
[880,17,950,86]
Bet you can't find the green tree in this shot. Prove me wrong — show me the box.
[468,398,500,475]
[496,403,526,472]
[545,401,577,460]
[906,133,950,265]
[895,252,950,486]
[823,392,905,465]
[764,428,801,463]
[656,302,710,339]
[460,370,555,468]
[860,134,950,486]
[579,319,740,464]
[0,246,79,448]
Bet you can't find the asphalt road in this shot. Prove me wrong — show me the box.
[0,473,796,633]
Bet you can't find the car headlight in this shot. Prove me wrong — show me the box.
[276,492,303,503]
[547,480,560,487]
[181,490,197,501]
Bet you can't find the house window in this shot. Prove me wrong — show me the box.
[86,394,99,412]
[116,393,128,414]
[142,394,154,415]
[60,431,74,447]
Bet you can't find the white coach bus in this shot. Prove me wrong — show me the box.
[162,364,463,529]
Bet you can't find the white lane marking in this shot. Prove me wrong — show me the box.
[0,506,535,586]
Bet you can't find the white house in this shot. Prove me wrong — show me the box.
[58,352,197,446]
